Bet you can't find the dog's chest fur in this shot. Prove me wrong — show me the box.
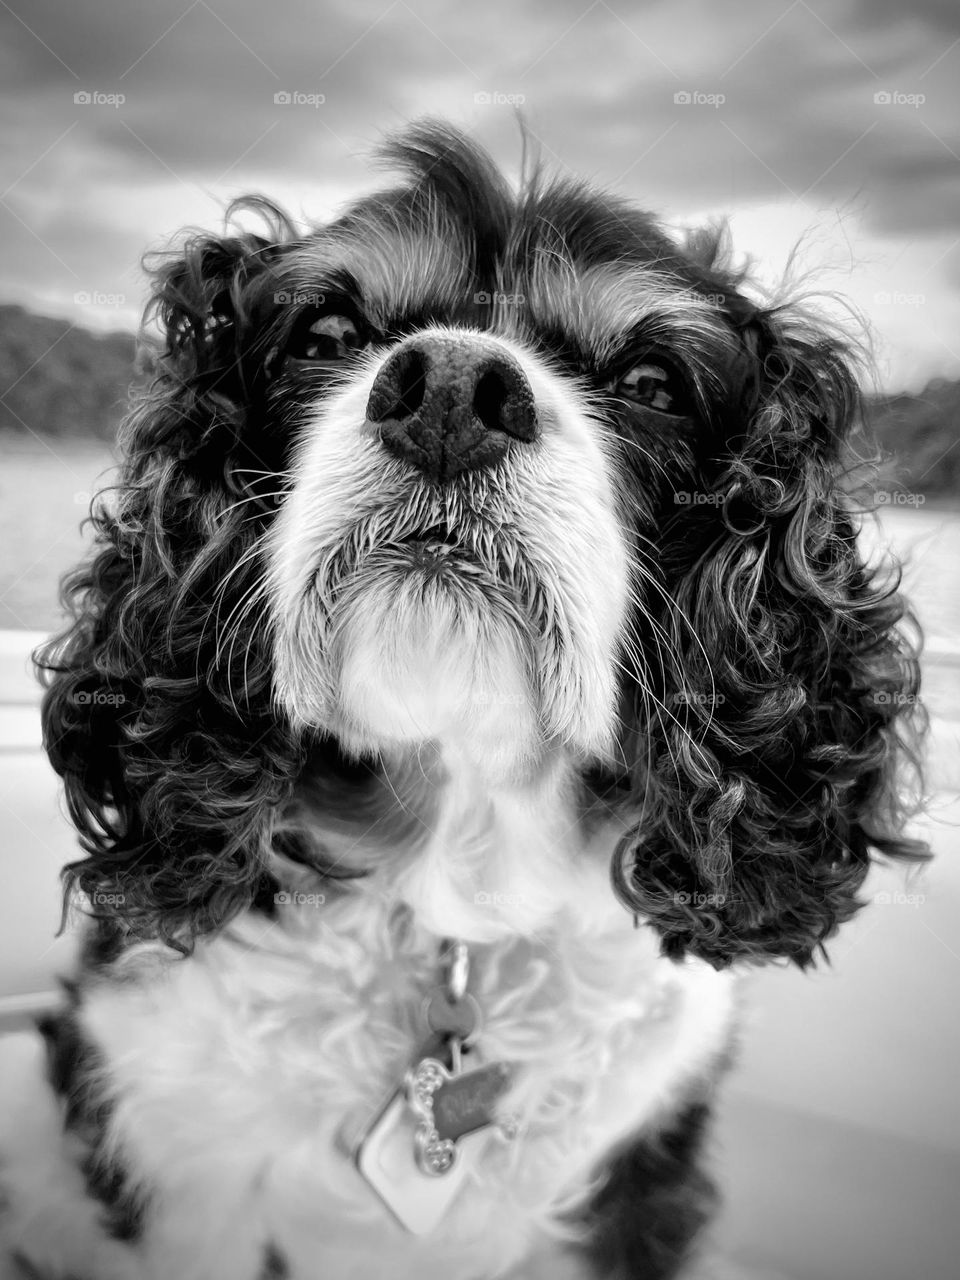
[2,764,735,1280]
[78,909,732,1279]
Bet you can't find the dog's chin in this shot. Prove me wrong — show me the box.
[273,515,624,782]
[325,546,547,783]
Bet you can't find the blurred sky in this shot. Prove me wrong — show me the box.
[1,0,958,391]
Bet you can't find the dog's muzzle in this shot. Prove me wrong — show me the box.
[366,333,538,482]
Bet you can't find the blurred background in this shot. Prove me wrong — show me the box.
[1,2,958,1277]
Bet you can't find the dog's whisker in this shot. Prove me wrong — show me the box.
[201,543,268,680]
[216,490,291,521]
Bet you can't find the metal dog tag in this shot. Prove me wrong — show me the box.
[354,1083,487,1234]
[432,1059,515,1142]
[354,941,515,1233]
[406,1054,460,1175]
[405,1041,515,1176]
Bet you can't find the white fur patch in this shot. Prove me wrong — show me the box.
[267,326,629,782]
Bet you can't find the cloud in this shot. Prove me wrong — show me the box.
[0,0,958,389]
[856,0,960,36]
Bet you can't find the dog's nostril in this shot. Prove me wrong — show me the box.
[395,353,426,417]
[473,369,508,434]
[368,351,427,423]
[473,361,535,442]
[384,352,426,420]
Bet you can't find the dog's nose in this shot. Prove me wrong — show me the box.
[366,334,537,482]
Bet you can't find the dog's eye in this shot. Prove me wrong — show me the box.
[615,360,690,416]
[286,311,366,364]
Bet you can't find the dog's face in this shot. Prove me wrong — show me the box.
[266,250,720,779]
[268,319,627,779]
[40,122,924,966]
[262,144,760,781]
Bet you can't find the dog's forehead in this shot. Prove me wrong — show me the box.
[283,219,474,320]
[278,168,738,364]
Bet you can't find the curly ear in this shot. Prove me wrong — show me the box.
[37,201,301,950]
[615,300,928,968]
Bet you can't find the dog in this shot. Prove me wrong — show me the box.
[0,120,925,1280]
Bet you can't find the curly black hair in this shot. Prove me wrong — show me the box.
[36,121,927,967]
[37,201,306,949]
[611,291,928,966]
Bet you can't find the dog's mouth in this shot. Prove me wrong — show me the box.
[402,521,464,561]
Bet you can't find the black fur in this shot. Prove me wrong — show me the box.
[37,997,146,1243]
[258,1243,291,1279]
[7,1252,88,1280]
[580,1100,718,1280]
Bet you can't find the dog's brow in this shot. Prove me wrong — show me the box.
[283,223,473,325]
[523,260,741,369]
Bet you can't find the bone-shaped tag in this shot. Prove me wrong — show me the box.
[432,1060,514,1142]
[405,1056,514,1175]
